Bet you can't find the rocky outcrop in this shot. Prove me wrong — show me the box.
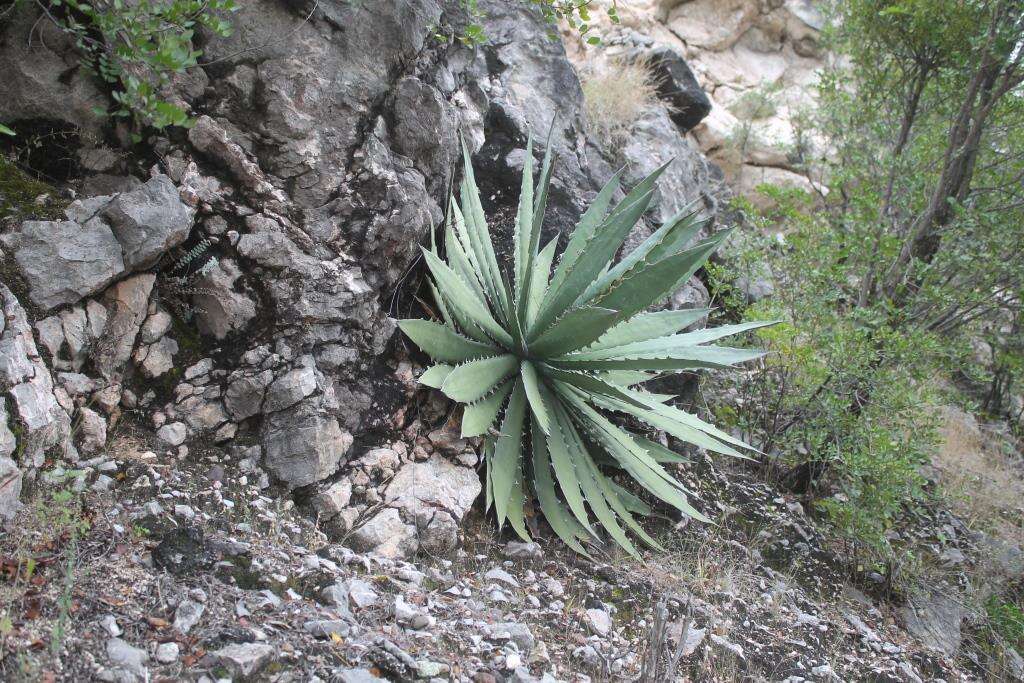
[1,174,193,311]
[0,0,725,548]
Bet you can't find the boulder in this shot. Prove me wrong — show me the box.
[93,274,155,382]
[100,174,193,270]
[900,589,966,656]
[262,401,352,489]
[348,507,418,559]
[0,286,73,467]
[643,46,712,132]
[383,454,482,554]
[0,220,124,311]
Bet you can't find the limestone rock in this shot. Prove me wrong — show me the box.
[100,174,193,270]
[900,589,966,656]
[210,642,275,680]
[262,402,352,489]
[384,454,481,554]
[192,259,257,339]
[0,455,22,522]
[76,406,107,454]
[224,369,273,421]
[134,336,179,378]
[0,220,124,311]
[93,275,155,382]
[348,507,418,559]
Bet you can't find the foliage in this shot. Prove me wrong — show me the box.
[43,0,237,135]
[456,0,619,46]
[710,191,941,553]
[400,137,768,557]
[985,592,1024,651]
[581,56,661,155]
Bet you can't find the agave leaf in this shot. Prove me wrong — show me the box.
[597,370,661,387]
[633,434,690,464]
[559,388,710,522]
[608,479,654,516]
[590,233,728,324]
[513,134,534,298]
[459,139,512,323]
[526,238,558,327]
[531,423,590,555]
[506,473,533,542]
[560,412,642,558]
[541,366,649,409]
[594,393,747,459]
[461,379,514,437]
[587,455,664,550]
[427,279,456,331]
[529,306,620,357]
[548,168,623,295]
[418,364,453,388]
[445,207,488,303]
[581,207,705,304]
[667,319,780,346]
[545,397,597,536]
[398,319,499,363]
[624,387,755,451]
[550,161,669,297]
[515,132,555,327]
[530,187,657,340]
[441,355,518,403]
[490,380,527,528]
[552,344,766,371]
[588,309,710,352]
[422,248,513,347]
[520,360,552,435]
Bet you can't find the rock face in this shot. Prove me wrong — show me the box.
[1,174,191,312]
[0,0,725,548]
[1,220,124,311]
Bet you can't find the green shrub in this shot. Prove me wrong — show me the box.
[400,137,769,557]
[46,0,237,135]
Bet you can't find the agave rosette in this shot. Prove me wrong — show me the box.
[399,136,771,557]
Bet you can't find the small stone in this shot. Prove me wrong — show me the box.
[99,615,121,637]
[503,541,542,560]
[173,599,205,634]
[156,422,188,447]
[303,619,351,639]
[484,567,520,588]
[585,608,612,636]
[336,669,387,683]
[106,638,149,677]
[210,642,275,680]
[155,642,179,663]
[348,578,378,609]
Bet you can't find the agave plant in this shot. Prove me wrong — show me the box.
[399,137,772,557]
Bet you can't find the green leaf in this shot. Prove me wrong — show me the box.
[542,367,649,409]
[418,364,453,389]
[526,238,558,327]
[398,319,499,362]
[520,360,552,435]
[441,354,518,403]
[581,207,705,304]
[421,248,513,347]
[529,307,620,357]
[546,398,596,536]
[530,186,658,339]
[633,435,689,464]
[588,309,709,351]
[550,169,623,293]
[490,380,527,527]
[531,423,590,554]
[513,134,534,298]
[461,379,513,437]
[590,232,729,324]
[0,124,15,136]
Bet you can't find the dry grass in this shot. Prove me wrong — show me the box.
[581,56,663,154]
[930,404,1024,540]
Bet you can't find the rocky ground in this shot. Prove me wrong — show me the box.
[1,0,1023,681]
[4,419,1017,682]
